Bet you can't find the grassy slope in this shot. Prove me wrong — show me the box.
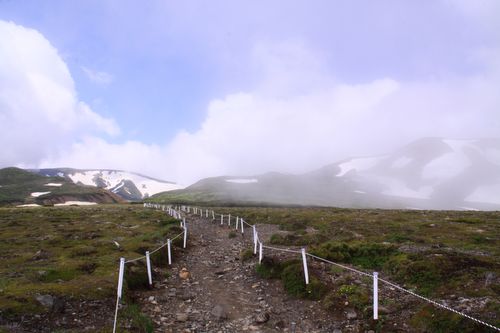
[0,205,180,325]
[211,206,500,331]
[0,167,122,205]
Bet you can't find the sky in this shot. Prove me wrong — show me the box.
[0,0,499,185]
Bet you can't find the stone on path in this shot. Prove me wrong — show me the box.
[211,304,228,321]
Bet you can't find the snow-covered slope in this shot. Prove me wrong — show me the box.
[327,138,500,209]
[32,168,184,201]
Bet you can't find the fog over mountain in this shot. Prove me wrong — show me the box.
[153,138,500,210]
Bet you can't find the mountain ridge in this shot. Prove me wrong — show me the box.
[29,168,184,201]
[0,167,123,206]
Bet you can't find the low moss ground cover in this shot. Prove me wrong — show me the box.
[212,206,500,331]
[0,204,179,324]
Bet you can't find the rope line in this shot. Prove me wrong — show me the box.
[306,253,372,278]
[262,244,302,254]
[377,277,500,332]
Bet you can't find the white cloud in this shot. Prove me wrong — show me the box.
[81,66,113,85]
[0,20,119,168]
[3,21,498,187]
[46,40,500,185]
[41,136,168,179]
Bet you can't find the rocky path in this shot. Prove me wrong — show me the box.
[136,214,349,333]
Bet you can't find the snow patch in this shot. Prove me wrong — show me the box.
[17,204,41,207]
[67,170,183,198]
[336,157,381,177]
[54,201,97,206]
[112,182,125,193]
[226,178,258,184]
[44,183,62,187]
[422,151,470,180]
[31,191,51,197]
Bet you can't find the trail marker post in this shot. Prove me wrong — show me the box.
[167,239,172,265]
[228,214,231,227]
[373,272,379,320]
[113,258,125,333]
[146,251,152,286]
[301,248,309,285]
[183,226,187,248]
[240,218,244,234]
[253,226,258,254]
[117,258,125,299]
[259,242,263,263]
[235,216,239,230]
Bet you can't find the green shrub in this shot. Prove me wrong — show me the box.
[158,217,178,227]
[125,263,150,291]
[240,248,254,261]
[310,241,397,269]
[305,276,328,300]
[281,263,307,297]
[411,305,490,333]
[39,268,79,282]
[228,231,237,238]
[323,284,369,312]
[255,257,284,279]
[120,303,153,333]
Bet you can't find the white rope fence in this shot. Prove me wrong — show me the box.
[112,203,187,333]
[170,205,500,332]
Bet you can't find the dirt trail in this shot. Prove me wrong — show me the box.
[137,214,350,333]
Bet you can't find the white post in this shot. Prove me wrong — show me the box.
[146,251,152,286]
[240,218,244,233]
[117,257,125,299]
[253,226,258,254]
[220,214,224,225]
[206,209,208,217]
[113,257,125,333]
[259,242,263,263]
[167,239,172,265]
[235,216,239,230]
[228,214,231,226]
[183,226,187,248]
[200,209,202,217]
[301,248,309,285]
[212,210,215,220]
[373,272,379,320]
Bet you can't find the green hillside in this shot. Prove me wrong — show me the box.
[0,167,122,206]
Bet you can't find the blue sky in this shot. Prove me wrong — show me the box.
[0,1,499,184]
